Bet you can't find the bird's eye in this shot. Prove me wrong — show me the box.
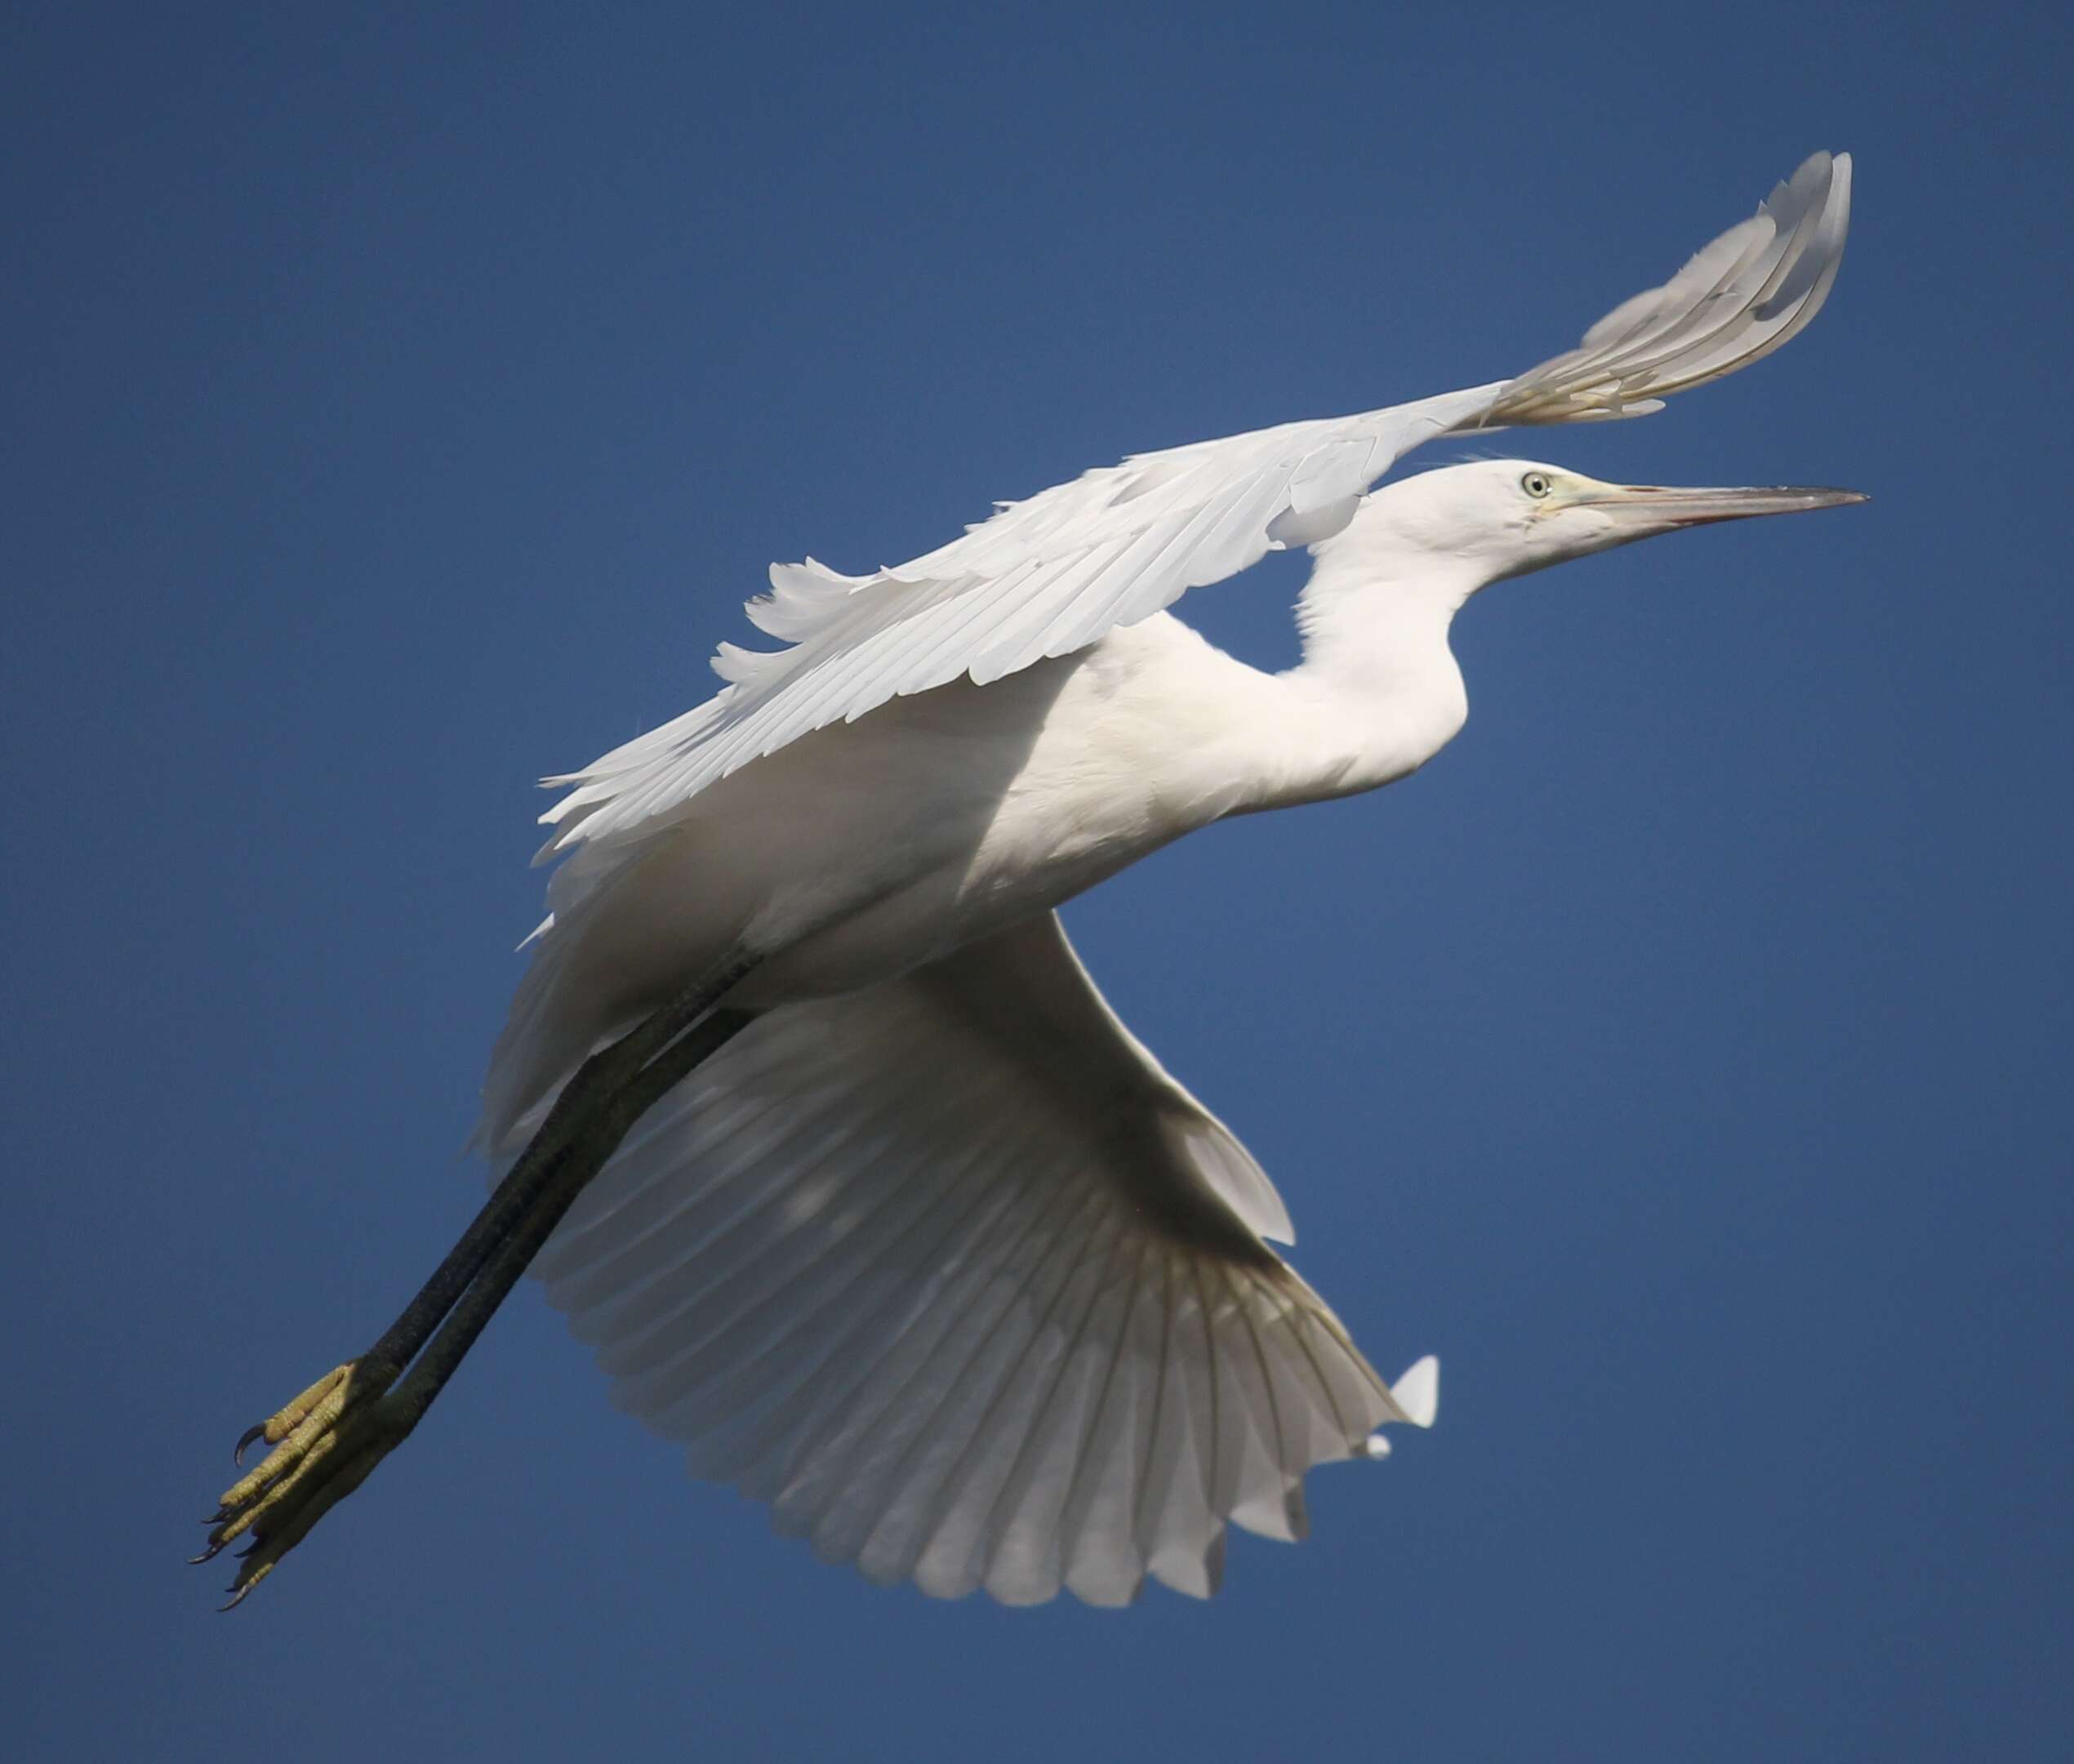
[1520,471,1553,499]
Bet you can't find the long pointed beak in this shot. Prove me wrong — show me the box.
[1578,481,1869,532]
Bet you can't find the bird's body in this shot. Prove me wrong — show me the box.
[482,548,1471,1146]
[202,151,1865,1610]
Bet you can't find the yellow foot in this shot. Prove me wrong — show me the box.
[194,1359,410,1608]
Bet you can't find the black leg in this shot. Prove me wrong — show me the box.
[198,959,758,1606]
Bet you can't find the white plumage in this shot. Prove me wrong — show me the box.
[478,152,1856,1605]
[535,912,1422,1604]
[540,151,1848,856]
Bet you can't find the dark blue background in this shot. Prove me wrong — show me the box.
[7,4,2068,1758]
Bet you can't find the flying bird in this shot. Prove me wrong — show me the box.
[201,151,1863,1608]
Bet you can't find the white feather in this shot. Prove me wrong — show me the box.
[537,152,1849,857]
[530,912,1428,1604]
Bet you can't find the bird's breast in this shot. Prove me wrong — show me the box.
[735,624,1238,1004]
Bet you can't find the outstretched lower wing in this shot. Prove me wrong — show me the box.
[543,150,1849,853]
[531,911,1435,1605]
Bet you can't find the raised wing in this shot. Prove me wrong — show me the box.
[1491,149,1851,424]
[542,150,1850,853]
[530,911,1435,1605]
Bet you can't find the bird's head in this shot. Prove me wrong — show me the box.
[1339,457,1867,602]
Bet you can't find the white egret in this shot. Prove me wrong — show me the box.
[202,152,1863,1607]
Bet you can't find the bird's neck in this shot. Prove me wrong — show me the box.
[1253,541,1481,808]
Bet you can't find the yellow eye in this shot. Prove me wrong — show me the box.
[1521,471,1553,499]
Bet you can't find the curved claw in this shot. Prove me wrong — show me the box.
[189,1539,228,1565]
[204,1361,406,1610]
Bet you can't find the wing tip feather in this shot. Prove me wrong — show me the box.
[1486,148,1851,428]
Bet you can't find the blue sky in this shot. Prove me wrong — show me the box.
[7,3,2069,1759]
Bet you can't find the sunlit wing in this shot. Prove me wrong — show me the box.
[541,151,1849,853]
[529,911,1437,1605]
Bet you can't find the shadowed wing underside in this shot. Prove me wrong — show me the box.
[530,911,1435,1604]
